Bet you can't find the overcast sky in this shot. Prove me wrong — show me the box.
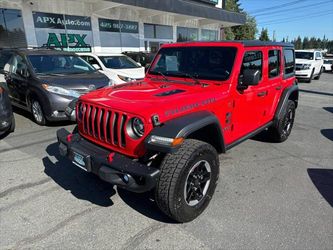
[239,0,333,41]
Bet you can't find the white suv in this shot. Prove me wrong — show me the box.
[78,53,145,85]
[295,50,324,83]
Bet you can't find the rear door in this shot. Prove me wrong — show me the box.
[263,48,283,123]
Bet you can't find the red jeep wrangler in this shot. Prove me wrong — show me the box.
[57,41,298,222]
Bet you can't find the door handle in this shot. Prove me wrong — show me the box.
[257,91,268,97]
[275,85,282,90]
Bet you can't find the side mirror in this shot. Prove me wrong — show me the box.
[315,57,322,60]
[240,69,261,88]
[145,64,151,73]
[18,68,29,78]
[92,64,101,70]
[137,62,142,67]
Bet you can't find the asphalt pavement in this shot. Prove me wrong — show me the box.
[0,73,332,250]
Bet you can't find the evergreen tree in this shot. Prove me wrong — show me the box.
[303,37,310,49]
[259,28,270,41]
[224,0,257,40]
[294,36,302,49]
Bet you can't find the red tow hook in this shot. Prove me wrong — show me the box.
[107,152,115,163]
[66,133,73,142]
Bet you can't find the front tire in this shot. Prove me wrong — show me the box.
[267,100,296,142]
[314,67,322,80]
[306,69,314,83]
[9,115,15,133]
[31,98,46,125]
[155,139,219,223]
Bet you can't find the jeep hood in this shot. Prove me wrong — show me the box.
[80,79,226,121]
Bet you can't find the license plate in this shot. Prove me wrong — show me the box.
[73,152,87,171]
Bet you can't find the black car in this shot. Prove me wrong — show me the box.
[0,49,110,125]
[0,80,15,137]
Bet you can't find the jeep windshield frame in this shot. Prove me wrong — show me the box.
[149,46,237,81]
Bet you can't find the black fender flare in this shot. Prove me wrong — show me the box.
[145,111,225,154]
[274,84,299,123]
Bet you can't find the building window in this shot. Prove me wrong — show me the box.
[0,8,27,48]
[268,50,280,78]
[201,29,218,41]
[144,24,173,40]
[177,27,199,42]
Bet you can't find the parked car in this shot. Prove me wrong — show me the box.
[57,41,298,223]
[0,49,110,125]
[122,51,156,69]
[0,79,15,137]
[78,53,145,85]
[295,50,324,82]
[323,58,333,72]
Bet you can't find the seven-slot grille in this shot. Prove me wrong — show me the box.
[79,103,128,148]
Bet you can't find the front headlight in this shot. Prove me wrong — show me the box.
[302,64,311,70]
[42,84,80,98]
[118,74,134,82]
[126,117,145,139]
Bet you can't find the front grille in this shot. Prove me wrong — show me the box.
[80,103,128,148]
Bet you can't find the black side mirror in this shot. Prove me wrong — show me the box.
[239,69,261,89]
[145,64,151,73]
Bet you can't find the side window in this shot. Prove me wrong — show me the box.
[283,49,295,77]
[268,50,280,78]
[315,52,321,59]
[240,51,263,81]
[10,54,28,77]
[0,52,13,71]
[86,56,100,67]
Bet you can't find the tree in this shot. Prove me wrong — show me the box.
[293,36,302,49]
[303,37,310,49]
[224,0,258,40]
[259,28,269,41]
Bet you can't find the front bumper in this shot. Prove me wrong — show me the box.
[295,69,312,78]
[56,128,160,193]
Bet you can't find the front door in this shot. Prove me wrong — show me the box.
[231,49,266,141]
[7,54,30,107]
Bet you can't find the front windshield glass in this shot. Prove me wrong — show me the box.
[99,56,140,69]
[28,54,96,74]
[295,52,314,60]
[149,46,237,81]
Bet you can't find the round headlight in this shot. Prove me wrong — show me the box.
[132,117,145,137]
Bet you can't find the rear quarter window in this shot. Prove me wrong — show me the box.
[283,49,295,78]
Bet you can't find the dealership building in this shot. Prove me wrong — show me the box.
[0,0,245,53]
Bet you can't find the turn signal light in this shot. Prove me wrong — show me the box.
[0,87,4,94]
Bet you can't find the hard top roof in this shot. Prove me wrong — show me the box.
[163,40,294,48]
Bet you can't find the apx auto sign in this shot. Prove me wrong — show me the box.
[33,12,92,52]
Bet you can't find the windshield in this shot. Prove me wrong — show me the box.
[99,56,140,69]
[295,52,314,60]
[28,54,96,74]
[149,47,237,81]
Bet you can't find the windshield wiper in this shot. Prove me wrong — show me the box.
[185,73,201,85]
[156,71,170,82]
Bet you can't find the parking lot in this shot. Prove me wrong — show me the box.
[0,73,332,249]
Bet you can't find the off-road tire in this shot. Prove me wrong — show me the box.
[31,98,46,125]
[268,100,296,142]
[155,139,219,223]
